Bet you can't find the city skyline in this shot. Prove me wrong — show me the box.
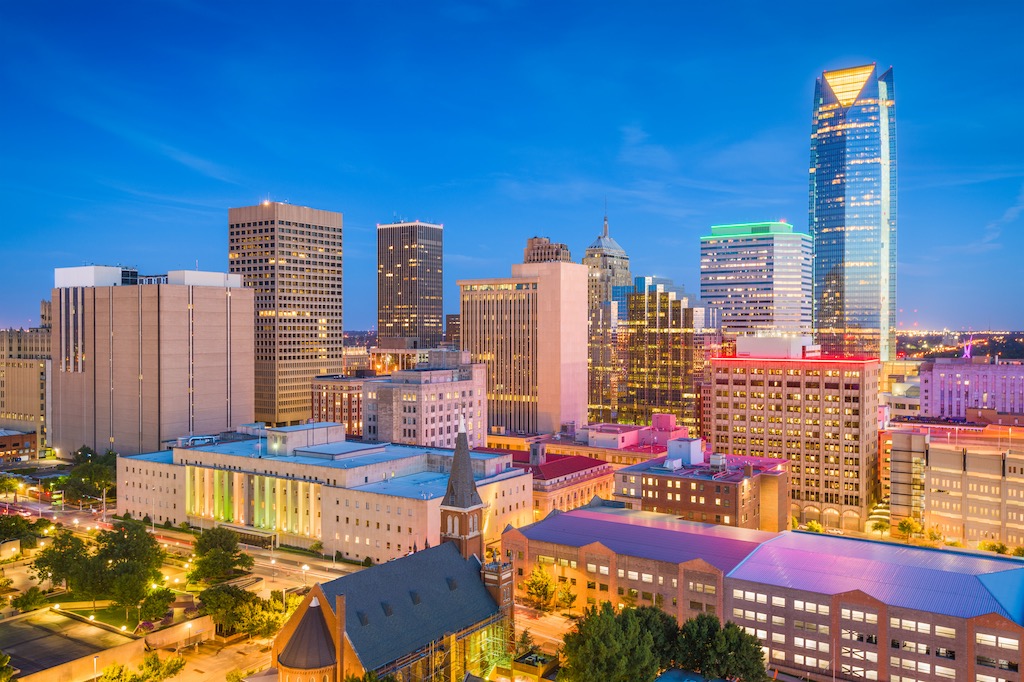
[2,2,1023,332]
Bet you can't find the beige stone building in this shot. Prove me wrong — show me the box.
[50,266,254,455]
[118,422,532,563]
[362,349,487,449]
[459,252,588,435]
[890,426,1024,546]
[229,202,343,426]
[311,375,369,436]
[0,303,51,449]
[523,236,572,263]
[710,337,880,530]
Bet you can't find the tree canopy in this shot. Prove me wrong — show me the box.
[189,527,254,584]
[559,602,656,682]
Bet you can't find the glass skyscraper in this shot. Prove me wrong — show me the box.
[809,64,896,360]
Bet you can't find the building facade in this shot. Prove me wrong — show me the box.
[363,349,487,449]
[710,337,880,530]
[311,374,370,436]
[583,217,632,423]
[613,438,790,532]
[459,254,588,435]
[506,506,1024,682]
[50,266,254,455]
[619,277,705,434]
[229,202,344,426]
[810,64,897,361]
[0,429,37,463]
[118,422,532,564]
[523,236,571,263]
[700,222,811,338]
[377,220,443,349]
[0,320,50,450]
[270,543,513,681]
[920,358,1024,420]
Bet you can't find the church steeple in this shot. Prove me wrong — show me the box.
[440,416,484,560]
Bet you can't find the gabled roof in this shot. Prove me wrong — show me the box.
[278,598,335,670]
[319,542,500,671]
[728,533,1024,624]
[513,508,773,573]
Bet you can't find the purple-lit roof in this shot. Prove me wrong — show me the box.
[729,533,1024,623]
[514,508,774,573]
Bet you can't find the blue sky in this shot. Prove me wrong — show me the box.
[1,1,1022,331]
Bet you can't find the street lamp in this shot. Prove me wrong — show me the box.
[93,655,99,681]
[301,564,310,585]
[270,558,277,582]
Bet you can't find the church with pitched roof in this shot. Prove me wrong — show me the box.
[263,420,515,681]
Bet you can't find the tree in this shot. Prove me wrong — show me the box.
[309,540,324,555]
[634,606,679,670]
[98,652,185,682]
[199,584,256,635]
[0,476,16,500]
[678,612,721,675]
[678,614,766,682]
[111,562,151,621]
[927,527,944,543]
[0,577,12,592]
[897,518,922,542]
[617,607,658,682]
[73,554,112,611]
[140,588,176,622]
[555,581,577,610]
[12,586,48,612]
[96,522,163,579]
[524,565,555,611]
[870,520,889,538]
[0,651,15,682]
[33,529,88,589]
[805,520,824,533]
[979,540,1010,555]
[1013,546,1024,557]
[559,602,630,682]
[190,528,253,584]
[515,628,538,656]
[343,673,398,682]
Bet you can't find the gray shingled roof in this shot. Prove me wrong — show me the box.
[319,542,500,671]
[278,598,335,669]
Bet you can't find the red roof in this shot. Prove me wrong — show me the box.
[508,451,608,481]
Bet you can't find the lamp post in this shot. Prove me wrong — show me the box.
[270,558,276,582]
[301,564,310,585]
[93,655,99,680]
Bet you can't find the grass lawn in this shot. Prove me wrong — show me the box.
[68,604,141,631]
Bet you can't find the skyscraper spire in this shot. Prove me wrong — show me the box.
[603,214,609,238]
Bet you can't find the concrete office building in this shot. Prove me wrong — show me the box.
[0,304,51,449]
[459,247,588,435]
[50,266,254,456]
[710,337,880,530]
[507,506,1024,682]
[700,222,811,338]
[920,357,1024,420]
[445,313,461,347]
[311,375,370,436]
[118,422,532,563]
[229,202,344,426]
[363,349,487,449]
[377,220,443,349]
[890,426,1024,546]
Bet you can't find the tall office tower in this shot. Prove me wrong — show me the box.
[618,277,706,434]
[229,202,344,426]
[0,301,52,448]
[810,64,897,360]
[445,313,461,347]
[50,266,254,455]
[523,236,572,263]
[700,222,811,338]
[376,220,443,349]
[459,253,588,434]
[582,217,632,423]
[710,337,880,530]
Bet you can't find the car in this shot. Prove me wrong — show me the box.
[16,510,32,518]
[826,528,845,536]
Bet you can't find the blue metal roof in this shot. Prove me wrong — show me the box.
[515,508,774,573]
[728,533,1024,624]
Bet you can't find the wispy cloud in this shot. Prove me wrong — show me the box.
[618,125,677,172]
[963,181,1024,253]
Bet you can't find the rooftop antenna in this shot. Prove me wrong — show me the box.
[603,197,609,237]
